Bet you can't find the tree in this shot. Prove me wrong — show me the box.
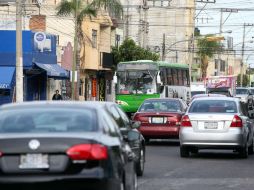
[56,0,122,99]
[237,74,249,87]
[112,38,160,69]
[196,35,221,79]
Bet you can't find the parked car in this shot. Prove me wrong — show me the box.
[99,102,146,177]
[133,98,188,142]
[179,97,254,158]
[0,102,137,190]
[191,94,226,102]
[235,87,253,109]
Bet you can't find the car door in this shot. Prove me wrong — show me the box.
[240,101,252,146]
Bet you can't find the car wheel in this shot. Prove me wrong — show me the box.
[180,146,190,158]
[136,147,145,176]
[239,144,248,158]
[248,139,254,155]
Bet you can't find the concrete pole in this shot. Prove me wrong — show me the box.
[162,33,166,61]
[71,0,78,100]
[217,9,223,76]
[240,23,246,87]
[16,0,23,103]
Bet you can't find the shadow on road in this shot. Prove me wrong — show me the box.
[190,151,253,160]
[146,139,180,147]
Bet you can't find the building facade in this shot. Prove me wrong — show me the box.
[120,0,195,64]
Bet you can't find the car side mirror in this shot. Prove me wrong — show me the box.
[131,121,141,129]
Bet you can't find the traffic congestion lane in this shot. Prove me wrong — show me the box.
[138,140,254,190]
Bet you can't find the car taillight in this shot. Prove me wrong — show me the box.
[0,151,2,157]
[67,144,108,160]
[133,114,149,124]
[230,115,243,128]
[167,116,181,126]
[181,115,192,127]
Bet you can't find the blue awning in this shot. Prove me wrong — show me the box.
[34,62,69,79]
[0,67,15,89]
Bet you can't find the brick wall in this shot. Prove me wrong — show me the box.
[29,15,46,31]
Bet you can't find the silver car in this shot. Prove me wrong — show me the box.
[179,97,254,158]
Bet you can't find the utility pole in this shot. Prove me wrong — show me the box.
[142,0,149,49]
[240,23,246,87]
[217,8,238,76]
[125,0,130,39]
[217,9,223,76]
[16,0,23,103]
[240,23,254,87]
[162,33,166,61]
[71,0,78,100]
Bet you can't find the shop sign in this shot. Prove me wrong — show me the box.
[92,79,97,97]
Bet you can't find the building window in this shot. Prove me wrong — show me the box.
[215,59,218,69]
[220,60,226,72]
[92,29,97,48]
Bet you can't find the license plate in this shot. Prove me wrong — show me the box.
[151,117,164,124]
[204,122,218,129]
[19,154,49,169]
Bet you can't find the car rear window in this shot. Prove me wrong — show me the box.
[189,100,237,113]
[0,108,97,133]
[236,89,248,95]
[139,100,181,112]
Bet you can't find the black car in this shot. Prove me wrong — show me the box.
[96,102,146,176]
[0,101,137,190]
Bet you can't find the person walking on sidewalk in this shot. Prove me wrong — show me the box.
[52,90,63,100]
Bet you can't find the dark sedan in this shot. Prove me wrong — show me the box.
[0,102,137,190]
[100,102,146,176]
[133,98,187,142]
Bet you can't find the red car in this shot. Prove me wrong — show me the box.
[133,98,188,142]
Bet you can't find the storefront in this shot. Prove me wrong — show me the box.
[0,30,69,105]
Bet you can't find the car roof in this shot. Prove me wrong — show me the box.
[144,98,181,101]
[192,94,226,98]
[191,96,239,102]
[0,101,106,111]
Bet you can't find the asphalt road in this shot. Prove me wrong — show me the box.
[138,140,254,190]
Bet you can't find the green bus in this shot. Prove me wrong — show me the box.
[115,60,191,117]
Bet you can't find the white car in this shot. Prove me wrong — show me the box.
[179,97,254,158]
[235,87,253,109]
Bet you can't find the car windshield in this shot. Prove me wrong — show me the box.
[236,89,248,95]
[0,108,97,133]
[189,100,237,113]
[139,100,181,112]
[117,70,157,95]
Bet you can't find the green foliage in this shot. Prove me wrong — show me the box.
[112,39,160,68]
[197,35,221,59]
[237,74,249,87]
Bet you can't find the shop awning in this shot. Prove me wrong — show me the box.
[34,62,69,79]
[0,67,15,89]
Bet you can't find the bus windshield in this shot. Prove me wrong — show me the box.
[117,70,157,95]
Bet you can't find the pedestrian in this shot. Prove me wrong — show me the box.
[52,90,63,100]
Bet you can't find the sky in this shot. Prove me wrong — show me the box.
[195,0,254,66]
